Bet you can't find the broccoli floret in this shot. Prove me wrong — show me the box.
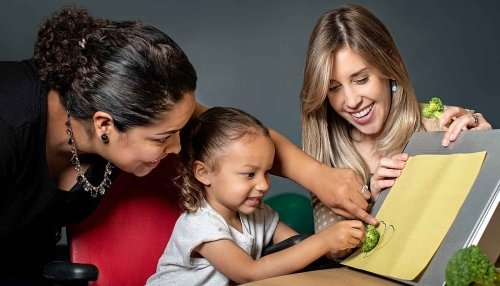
[362,225,380,253]
[445,245,500,286]
[422,97,444,120]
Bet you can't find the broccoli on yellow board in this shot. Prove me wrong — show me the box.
[362,225,380,253]
[422,97,444,120]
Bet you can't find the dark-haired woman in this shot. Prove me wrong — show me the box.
[0,7,197,281]
[0,7,373,282]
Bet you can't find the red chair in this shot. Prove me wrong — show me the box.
[44,155,182,285]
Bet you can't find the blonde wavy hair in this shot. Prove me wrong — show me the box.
[177,107,271,213]
[301,4,424,184]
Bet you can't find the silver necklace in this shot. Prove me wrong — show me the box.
[65,112,113,197]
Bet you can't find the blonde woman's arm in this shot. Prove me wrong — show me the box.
[370,153,409,202]
[372,105,492,199]
[269,129,378,225]
[439,106,492,147]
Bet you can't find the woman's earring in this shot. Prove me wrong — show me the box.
[391,81,398,92]
[100,134,109,143]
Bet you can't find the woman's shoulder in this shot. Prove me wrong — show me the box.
[0,60,48,130]
[0,60,39,86]
[421,117,444,132]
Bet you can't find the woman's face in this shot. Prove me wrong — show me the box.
[108,92,196,177]
[327,47,392,139]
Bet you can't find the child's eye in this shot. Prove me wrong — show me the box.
[243,173,255,178]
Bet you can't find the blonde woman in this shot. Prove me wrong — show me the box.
[300,4,492,256]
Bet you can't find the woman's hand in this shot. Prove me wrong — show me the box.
[312,165,378,225]
[441,107,492,147]
[370,153,409,202]
[268,129,377,225]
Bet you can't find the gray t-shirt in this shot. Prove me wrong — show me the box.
[146,200,279,286]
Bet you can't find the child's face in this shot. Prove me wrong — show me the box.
[203,134,275,216]
[326,46,392,139]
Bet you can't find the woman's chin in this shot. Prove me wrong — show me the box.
[127,165,156,177]
[355,124,383,137]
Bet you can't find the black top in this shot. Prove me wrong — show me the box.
[0,60,119,280]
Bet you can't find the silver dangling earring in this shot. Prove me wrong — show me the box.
[100,133,109,143]
[391,80,397,92]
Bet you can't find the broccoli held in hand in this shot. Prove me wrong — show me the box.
[362,225,380,253]
[422,97,444,120]
[445,245,500,286]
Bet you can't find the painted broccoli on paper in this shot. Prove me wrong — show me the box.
[445,245,500,286]
[362,225,380,253]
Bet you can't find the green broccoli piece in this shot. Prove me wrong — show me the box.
[445,245,500,286]
[362,225,380,253]
[422,97,445,120]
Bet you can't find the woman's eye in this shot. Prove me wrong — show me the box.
[156,136,171,144]
[355,76,369,84]
[328,85,340,93]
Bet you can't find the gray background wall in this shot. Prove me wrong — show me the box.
[1,0,499,198]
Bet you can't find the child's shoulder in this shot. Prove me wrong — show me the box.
[242,203,279,225]
[179,204,229,228]
[173,206,234,242]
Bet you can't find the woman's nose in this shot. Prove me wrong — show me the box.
[165,133,182,155]
[344,86,362,109]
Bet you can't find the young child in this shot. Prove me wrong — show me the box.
[146,107,365,285]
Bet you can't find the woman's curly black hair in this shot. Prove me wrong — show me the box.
[34,6,197,133]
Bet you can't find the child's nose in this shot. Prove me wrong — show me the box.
[256,176,270,193]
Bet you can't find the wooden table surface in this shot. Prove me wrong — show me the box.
[240,267,406,286]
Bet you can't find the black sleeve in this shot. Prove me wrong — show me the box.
[0,118,16,187]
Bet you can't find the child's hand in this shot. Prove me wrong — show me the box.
[320,220,364,257]
[370,153,409,202]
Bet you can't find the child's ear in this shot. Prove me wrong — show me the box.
[193,160,211,186]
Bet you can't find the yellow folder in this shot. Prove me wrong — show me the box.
[342,152,486,280]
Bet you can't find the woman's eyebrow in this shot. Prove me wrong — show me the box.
[154,129,180,136]
[350,67,369,78]
[329,67,369,84]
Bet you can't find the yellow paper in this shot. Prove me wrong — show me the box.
[342,152,486,280]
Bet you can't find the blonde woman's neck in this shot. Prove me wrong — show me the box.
[351,128,383,173]
[352,138,381,173]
